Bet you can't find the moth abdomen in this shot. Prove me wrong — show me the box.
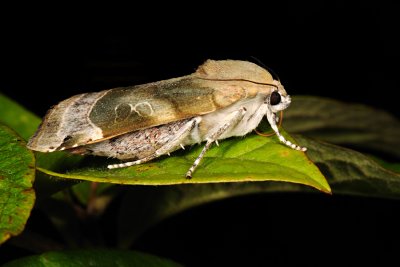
[71,118,194,161]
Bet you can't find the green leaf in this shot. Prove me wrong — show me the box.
[0,93,83,198]
[0,93,41,141]
[297,135,400,198]
[36,131,331,193]
[2,249,183,267]
[370,157,400,173]
[0,124,35,245]
[68,182,116,206]
[0,93,83,170]
[117,136,400,247]
[285,96,400,158]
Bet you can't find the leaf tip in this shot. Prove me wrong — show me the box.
[315,183,332,195]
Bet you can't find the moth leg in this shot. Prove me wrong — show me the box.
[265,108,307,151]
[186,107,247,179]
[107,117,199,169]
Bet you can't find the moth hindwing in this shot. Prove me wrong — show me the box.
[27,59,306,178]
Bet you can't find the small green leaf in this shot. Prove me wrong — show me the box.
[0,93,83,170]
[68,182,115,206]
[37,131,330,193]
[0,93,41,141]
[285,96,400,158]
[0,124,35,245]
[2,249,183,267]
[0,93,83,197]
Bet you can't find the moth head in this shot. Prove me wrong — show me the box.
[260,80,307,152]
[268,81,291,113]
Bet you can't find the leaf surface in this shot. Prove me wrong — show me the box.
[37,132,331,193]
[285,96,400,158]
[0,124,35,245]
[117,136,400,247]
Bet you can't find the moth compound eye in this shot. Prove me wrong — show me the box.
[270,91,281,105]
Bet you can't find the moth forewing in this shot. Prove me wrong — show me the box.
[27,59,306,178]
[27,92,106,152]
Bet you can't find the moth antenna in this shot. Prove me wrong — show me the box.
[249,56,281,82]
[254,111,283,137]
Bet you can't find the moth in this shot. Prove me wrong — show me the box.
[27,60,306,178]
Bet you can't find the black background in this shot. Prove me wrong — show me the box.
[1,2,399,266]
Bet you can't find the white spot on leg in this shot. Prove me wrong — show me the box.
[276,133,307,152]
[180,144,185,150]
[215,140,219,146]
[186,170,193,179]
[108,159,142,169]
